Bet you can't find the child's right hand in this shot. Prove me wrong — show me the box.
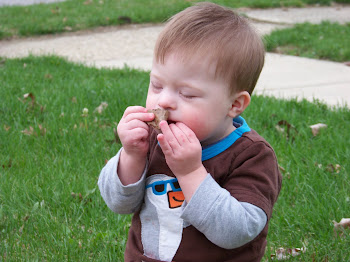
[117,106,154,159]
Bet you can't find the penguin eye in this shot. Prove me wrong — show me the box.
[154,184,165,193]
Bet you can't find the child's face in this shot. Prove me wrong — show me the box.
[146,53,235,146]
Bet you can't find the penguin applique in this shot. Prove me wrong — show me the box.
[139,174,185,261]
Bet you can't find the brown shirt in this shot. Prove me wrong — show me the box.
[125,126,282,262]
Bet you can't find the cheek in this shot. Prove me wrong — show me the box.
[182,112,211,141]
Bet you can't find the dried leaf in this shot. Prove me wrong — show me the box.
[309,123,327,136]
[51,6,60,14]
[44,73,53,79]
[271,247,306,260]
[23,93,36,106]
[94,102,108,114]
[71,97,77,103]
[344,62,350,67]
[38,124,47,136]
[117,16,132,24]
[333,218,350,237]
[275,120,297,140]
[21,126,35,136]
[326,164,341,173]
[3,124,11,131]
[84,0,92,5]
[2,159,12,169]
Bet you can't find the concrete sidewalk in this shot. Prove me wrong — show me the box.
[0,5,349,107]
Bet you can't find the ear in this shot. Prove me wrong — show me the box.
[227,91,251,118]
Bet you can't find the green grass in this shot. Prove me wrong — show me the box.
[1,56,349,261]
[265,22,350,62]
[1,0,350,39]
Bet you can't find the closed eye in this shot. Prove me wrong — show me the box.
[180,93,196,99]
[151,81,163,91]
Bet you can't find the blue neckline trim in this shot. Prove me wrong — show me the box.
[201,116,250,161]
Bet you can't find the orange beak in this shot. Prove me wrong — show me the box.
[167,191,185,209]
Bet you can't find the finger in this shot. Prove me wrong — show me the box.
[169,123,189,145]
[159,121,180,148]
[125,118,150,131]
[124,112,154,123]
[176,122,198,143]
[157,133,174,155]
[123,106,147,117]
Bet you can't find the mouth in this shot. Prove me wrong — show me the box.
[167,120,177,125]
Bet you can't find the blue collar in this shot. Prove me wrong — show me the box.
[201,116,250,161]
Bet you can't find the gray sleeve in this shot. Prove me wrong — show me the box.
[181,174,267,249]
[97,148,147,214]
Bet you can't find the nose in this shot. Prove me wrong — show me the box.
[157,90,177,110]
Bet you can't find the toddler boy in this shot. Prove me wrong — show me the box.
[98,2,282,261]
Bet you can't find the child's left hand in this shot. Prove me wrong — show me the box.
[157,121,203,178]
[157,121,208,201]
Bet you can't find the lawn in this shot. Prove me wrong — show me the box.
[1,0,350,39]
[1,56,349,261]
[265,21,350,62]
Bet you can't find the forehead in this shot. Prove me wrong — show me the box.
[152,51,218,80]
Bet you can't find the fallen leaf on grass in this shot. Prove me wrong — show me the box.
[44,73,53,79]
[333,218,350,237]
[94,102,108,114]
[326,164,341,174]
[271,247,306,260]
[21,126,34,136]
[3,124,11,131]
[2,158,12,169]
[51,6,60,14]
[20,92,45,112]
[21,124,46,136]
[275,120,298,140]
[118,16,132,24]
[309,123,327,136]
[38,124,47,136]
[22,93,36,107]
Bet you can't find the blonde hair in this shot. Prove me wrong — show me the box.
[154,2,265,95]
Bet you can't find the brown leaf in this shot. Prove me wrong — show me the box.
[271,247,306,260]
[51,6,60,14]
[2,158,12,169]
[44,73,53,79]
[94,102,108,114]
[310,123,327,136]
[84,0,92,4]
[326,164,341,174]
[3,124,11,131]
[333,218,350,237]
[344,62,350,67]
[275,120,297,140]
[21,126,35,136]
[117,16,132,24]
[38,124,47,136]
[23,93,36,107]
